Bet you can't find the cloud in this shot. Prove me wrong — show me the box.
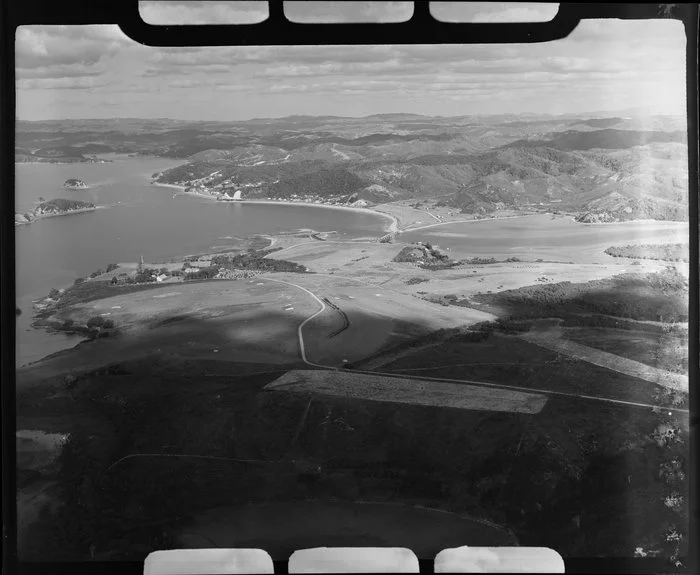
[17,76,108,90]
[17,62,106,79]
[254,59,409,79]
[430,2,559,23]
[139,63,233,77]
[139,1,268,25]
[284,1,413,23]
[14,18,687,120]
[141,44,400,76]
[15,25,130,73]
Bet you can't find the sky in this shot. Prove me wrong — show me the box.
[15,2,687,121]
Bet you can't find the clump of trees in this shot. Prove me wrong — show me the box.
[39,198,95,213]
[393,246,424,263]
[210,250,308,274]
[270,168,368,199]
[470,269,689,323]
[605,243,688,263]
[493,317,534,334]
[462,256,521,265]
[183,265,221,281]
[421,260,461,271]
[393,242,457,270]
[134,267,159,284]
[405,277,429,285]
[464,257,498,265]
[86,316,115,331]
[449,324,494,342]
[52,315,117,338]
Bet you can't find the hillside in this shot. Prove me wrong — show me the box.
[17,114,689,220]
[507,129,687,151]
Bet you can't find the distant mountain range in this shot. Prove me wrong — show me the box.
[15,113,689,222]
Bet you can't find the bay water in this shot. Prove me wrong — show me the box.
[15,154,389,366]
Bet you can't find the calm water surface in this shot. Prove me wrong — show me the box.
[15,155,389,366]
[401,214,688,263]
[15,155,689,366]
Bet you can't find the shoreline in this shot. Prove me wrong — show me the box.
[229,200,398,233]
[403,212,690,234]
[571,216,690,226]
[152,182,187,191]
[16,159,112,165]
[402,213,533,233]
[151,182,399,233]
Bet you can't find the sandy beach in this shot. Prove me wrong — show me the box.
[235,200,398,233]
[151,185,399,233]
[151,182,187,191]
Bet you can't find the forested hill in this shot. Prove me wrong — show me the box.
[16,114,689,221]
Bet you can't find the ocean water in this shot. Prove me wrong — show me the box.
[15,154,390,366]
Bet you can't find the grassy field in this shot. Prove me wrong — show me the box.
[561,327,688,374]
[16,216,691,566]
[378,334,686,409]
[16,350,689,563]
[266,370,549,414]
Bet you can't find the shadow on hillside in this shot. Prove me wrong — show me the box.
[15,303,689,564]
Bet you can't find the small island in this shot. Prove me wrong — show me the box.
[15,198,96,225]
[63,178,89,189]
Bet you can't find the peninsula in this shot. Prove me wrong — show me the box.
[15,198,96,225]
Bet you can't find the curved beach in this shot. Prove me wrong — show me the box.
[229,200,398,233]
[152,181,399,234]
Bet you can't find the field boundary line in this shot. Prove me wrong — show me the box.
[266,279,689,414]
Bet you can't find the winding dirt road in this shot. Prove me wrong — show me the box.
[271,280,689,414]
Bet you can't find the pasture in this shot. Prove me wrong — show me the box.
[265,370,549,414]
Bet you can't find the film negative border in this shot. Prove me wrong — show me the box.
[2,3,698,575]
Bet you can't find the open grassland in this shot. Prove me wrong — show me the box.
[519,321,687,391]
[18,279,316,385]
[561,327,687,374]
[279,273,495,366]
[376,334,687,409]
[265,370,549,414]
[269,237,658,303]
[65,279,316,360]
[16,348,689,562]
